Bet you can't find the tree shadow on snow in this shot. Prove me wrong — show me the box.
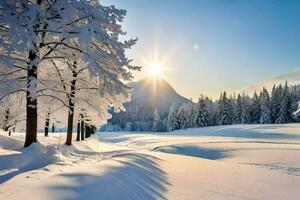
[154,145,227,160]
[49,151,170,200]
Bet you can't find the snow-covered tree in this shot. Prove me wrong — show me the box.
[289,85,300,122]
[217,92,233,125]
[177,102,194,129]
[185,101,195,128]
[241,94,251,124]
[167,103,180,131]
[177,104,187,129]
[276,82,291,124]
[0,0,139,146]
[250,92,261,124]
[193,96,209,127]
[205,97,217,126]
[233,94,243,124]
[0,93,25,134]
[260,88,271,124]
[293,101,300,118]
[271,85,282,123]
[152,109,162,132]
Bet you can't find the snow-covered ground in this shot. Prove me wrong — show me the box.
[1,124,300,200]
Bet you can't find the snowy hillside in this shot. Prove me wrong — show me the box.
[106,77,189,131]
[128,77,189,114]
[1,124,300,199]
[239,70,300,95]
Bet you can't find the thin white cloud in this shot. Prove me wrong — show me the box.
[193,43,199,50]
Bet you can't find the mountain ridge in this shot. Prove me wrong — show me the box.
[106,76,189,131]
[127,76,189,113]
[239,70,300,95]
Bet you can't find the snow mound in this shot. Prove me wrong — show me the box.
[0,134,61,184]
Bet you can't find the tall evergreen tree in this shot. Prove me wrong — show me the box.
[233,94,242,124]
[217,92,233,125]
[271,85,282,123]
[241,94,251,124]
[250,92,261,124]
[205,97,217,126]
[260,88,272,124]
[185,101,195,128]
[193,96,209,127]
[177,104,188,129]
[153,109,162,132]
[167,103,180,131]
[276,82,291,124]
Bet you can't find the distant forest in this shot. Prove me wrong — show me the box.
[102,82,300,132]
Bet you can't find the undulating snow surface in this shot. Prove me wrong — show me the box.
[1,124,300,199]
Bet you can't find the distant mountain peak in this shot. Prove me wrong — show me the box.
[106,76,189,131]
[128,77,189,113]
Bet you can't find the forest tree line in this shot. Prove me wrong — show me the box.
[104,82,300,132]
[163,82,300,132]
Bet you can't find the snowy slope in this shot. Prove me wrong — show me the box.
[239,70,300,95]
[128,76,189,114]
[105,77,189,131]
[1,124,300,200]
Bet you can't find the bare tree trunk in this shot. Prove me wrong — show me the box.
[76,121,80,141]
[52,123,55,133]
[44,111,50,137]
[81,120,85,140]
[85,125,90,138]
[24,50,38,148]
[8,131,11,136]
[66,67,77,146]
[66,97,75,145]
[4,108,9,132]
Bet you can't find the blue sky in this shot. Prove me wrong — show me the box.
[104,0,300,99]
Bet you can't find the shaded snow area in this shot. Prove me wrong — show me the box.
[1,124,300,199]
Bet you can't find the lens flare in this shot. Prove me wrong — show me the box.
[149,63,163,77]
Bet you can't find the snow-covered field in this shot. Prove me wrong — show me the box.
[1,124,300,200]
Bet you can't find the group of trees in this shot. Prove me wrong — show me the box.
[166,96,213,132]
[0,0,139,147]
[104,82,300,133]
[166,83,300,132]
[0,93,25,135]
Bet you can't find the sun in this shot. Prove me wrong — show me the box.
[140,46,173,79]
[149,63,163,77]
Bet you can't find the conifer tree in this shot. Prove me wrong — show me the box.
[260,88,271,124]
[241,94,251,124]
[153,109,162,132]
[250,92,261,124]
[193,96,209,127]
[271,85,282,123]
[205,97,217,126]
[217,92,232,125]
[177,104,188,129]
[184,100,195,128]
[167,103,180,131]
[276,82,291,124]
[233,94,243,124]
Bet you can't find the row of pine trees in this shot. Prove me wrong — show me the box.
[159,83,299,132]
